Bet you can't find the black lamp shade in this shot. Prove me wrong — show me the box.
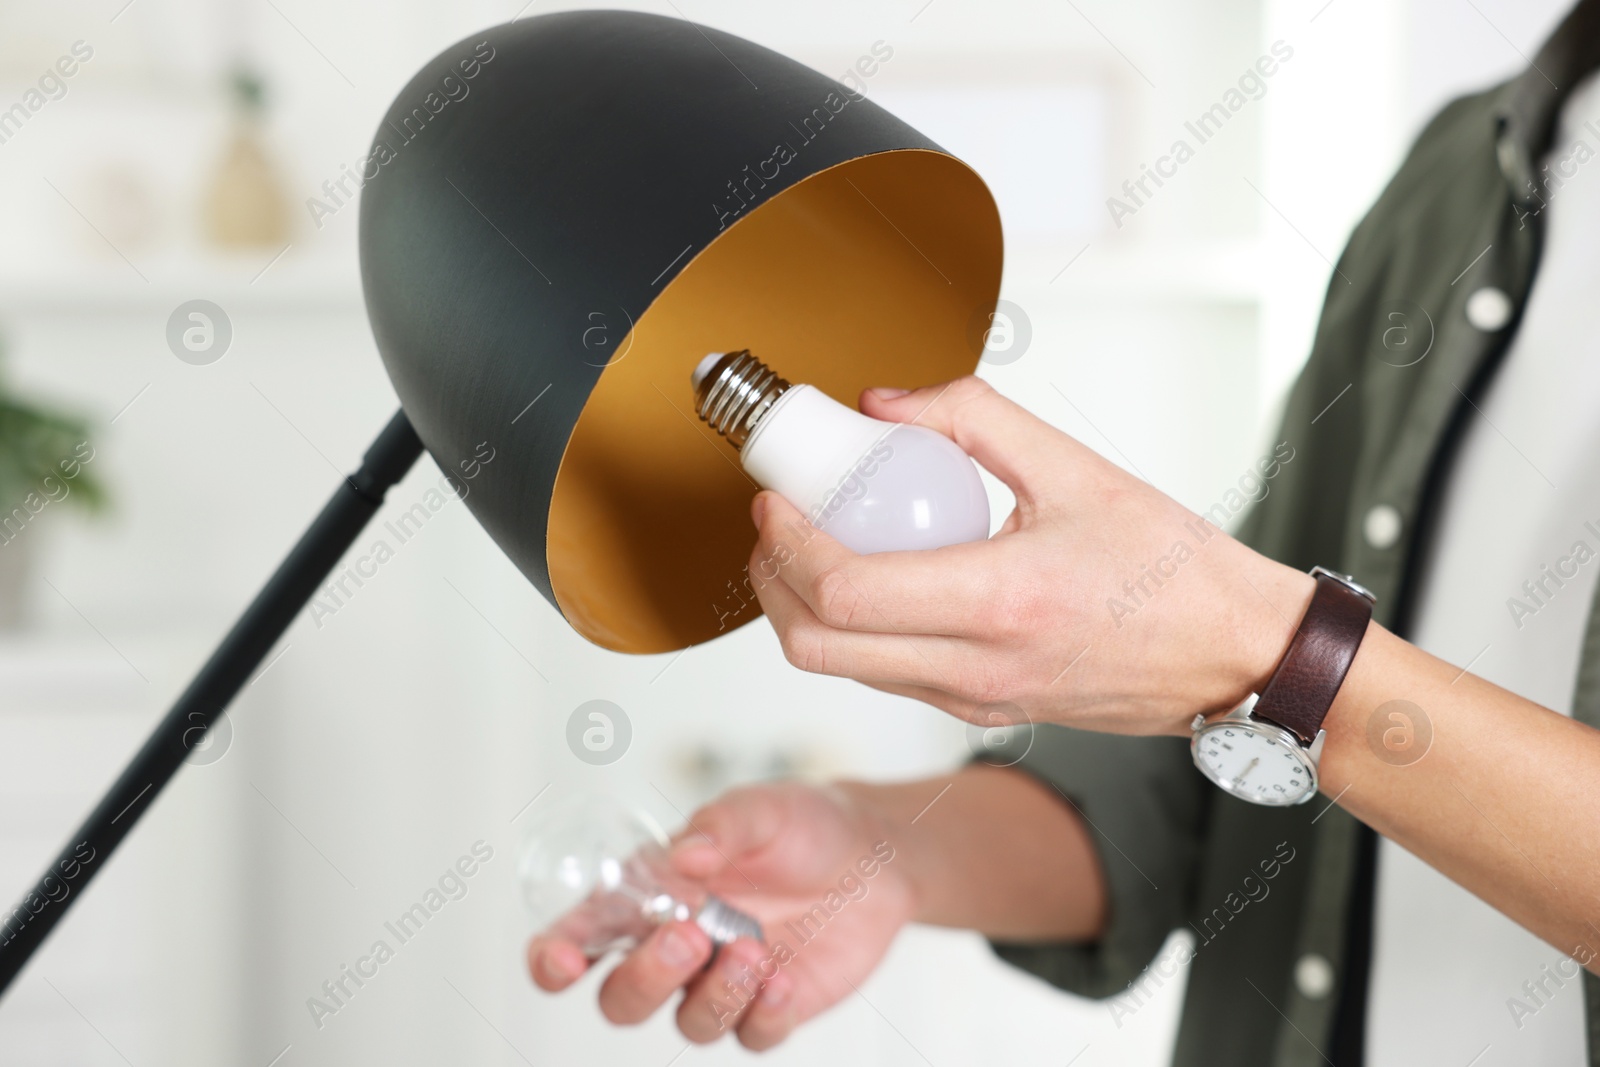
[360,10,1002,654]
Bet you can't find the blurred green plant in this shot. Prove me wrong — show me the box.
[230,66,267,114]
[0,373,106,518]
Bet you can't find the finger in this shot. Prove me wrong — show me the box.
[526,936,592,992]
[859,376,1073,503]
[668,787,787,881]
[596,922,713,1026]
[676,938,771,1044]
[756,556,1002,697]
[735,967,800,1052]
[750,490,1003,637]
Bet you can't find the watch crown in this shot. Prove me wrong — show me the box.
[1310,565,1377,604]
[1190,713,1207,733]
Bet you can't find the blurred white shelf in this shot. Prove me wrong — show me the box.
[0,250,364,314]
[0,634,157,843]
[0,239,1272,318]
[1003,237,1272,303]
[0,630,218,1067]
[0,634,151,712]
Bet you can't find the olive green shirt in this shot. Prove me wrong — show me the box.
[990,5,1600,1064]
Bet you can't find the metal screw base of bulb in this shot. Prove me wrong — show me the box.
[695,895,764,945]
[694,350,791,450]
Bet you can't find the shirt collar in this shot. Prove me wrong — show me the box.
[1495,0,1600,201]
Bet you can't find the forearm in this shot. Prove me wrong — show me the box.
[836,762,1106,942]
[1319,622,1600,971]
[750,373,1600,964]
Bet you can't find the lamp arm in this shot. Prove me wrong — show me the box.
[0,408,424,997]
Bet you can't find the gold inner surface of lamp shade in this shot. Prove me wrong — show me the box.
[548,149,1003,654]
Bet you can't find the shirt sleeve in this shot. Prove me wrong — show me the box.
[986,725,1209,999]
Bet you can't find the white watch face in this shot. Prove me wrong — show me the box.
[1192,719,1317,806]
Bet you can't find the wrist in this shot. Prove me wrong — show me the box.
[831,779,933,921]
[1195,550,1318,727]
[1315,620,1401,792]
[1171,543,1318,735]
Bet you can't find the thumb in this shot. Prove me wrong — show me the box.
[669,786,788,883]
[859,376,1059,504]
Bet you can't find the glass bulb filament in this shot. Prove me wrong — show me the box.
[518,793,763,957]
[642,893,692,925]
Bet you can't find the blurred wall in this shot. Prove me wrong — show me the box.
[0,1,1570,1064]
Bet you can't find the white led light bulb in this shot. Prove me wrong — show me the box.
[692,351,990,554]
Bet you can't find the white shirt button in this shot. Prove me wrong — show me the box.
[1295,953,1335,1000]
[1363,504,1402,549]
[1465,287,1512,331]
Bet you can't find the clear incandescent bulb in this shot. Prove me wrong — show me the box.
[517,792,762,956]
[692,351,991,555]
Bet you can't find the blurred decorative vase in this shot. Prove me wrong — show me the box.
[78,166,162,253]
[203,68,290,248]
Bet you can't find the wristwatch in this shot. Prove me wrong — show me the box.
[1190,567,1376,806]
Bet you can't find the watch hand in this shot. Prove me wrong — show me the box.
[1231,757,1260,787]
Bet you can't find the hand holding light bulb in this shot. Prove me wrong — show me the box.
[526,783,917,1051]
[693,351,991,554]
[526,375,1307,1051]
[697,359,1299,736]
[518,792,761,958]
[744,374,1313,738]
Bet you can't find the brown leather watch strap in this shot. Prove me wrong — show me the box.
[1252,571,1376,745]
